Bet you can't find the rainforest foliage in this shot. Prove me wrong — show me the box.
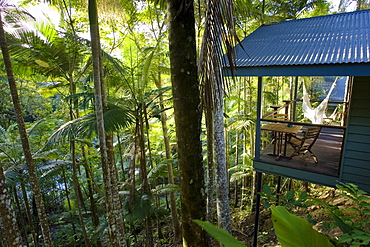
[0,0,368,246]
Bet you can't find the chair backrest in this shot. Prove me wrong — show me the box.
[273,113,288,121]
[303,127,322,146]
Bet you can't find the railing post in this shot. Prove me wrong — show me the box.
[255,76,263,159]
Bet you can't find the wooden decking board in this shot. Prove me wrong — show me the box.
[258,128,344,177]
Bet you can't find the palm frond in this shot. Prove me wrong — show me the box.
[39,160,72,182]
[8,25,91,80]
[143,86,171,107]
[101,50,135,96]
[0,145,17,165]
[33,149,59,160]
[103,103,135,132]
[26,118,48,136]
[152,184,179,195]
[46,103,134,146]
[4,167,22,186]
[0,1,35,29]
[92,221,108,243]
[148,162,168,182]
[145,0,167,11]
[0,125,7,139]
[199,0,239,109]
[124,193,152,221]
[46,118,82,146]
[64,92,95,110]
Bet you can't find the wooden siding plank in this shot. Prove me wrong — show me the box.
[350,99,370,108]
[351,90,370,99]
[347,125,370,134]
[341,173,370,188]
[344,150,370,161]
[350,108,370,118]
[346,134,370,144]
[342,166,370,178]
[346,142,370,152]
[343,158,370,169]
[353,76,370,90]
[347,117,370,126]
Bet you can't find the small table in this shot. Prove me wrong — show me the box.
[262,123,302,159]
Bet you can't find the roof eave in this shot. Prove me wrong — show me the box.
[223,63,370,77]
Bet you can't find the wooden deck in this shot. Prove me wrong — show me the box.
[259,127,344,177]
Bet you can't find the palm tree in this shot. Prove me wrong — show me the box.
[0,3,54,246]
[153,74,182,242]
[88,0,127,246]
[198,0,238,233]
[8,21,97,245]
[0,166,23,247]
[0,123,46,247]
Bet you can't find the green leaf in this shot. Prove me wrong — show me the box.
[299,191,308,201]
[285,190,295,201]
[306,214,317,225]
[271,206,334,247]
[322,222,331,229]
[332,214,353,234]
[152,184,179,195]
[194,220,246,247]
[338,233,353,243]
[230,171,248,182]
[263,184,271,196]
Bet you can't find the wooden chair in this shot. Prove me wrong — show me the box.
[323,117,333,125]
[271,114,289,150]
[273,113,288,121]
[287,127,322,164]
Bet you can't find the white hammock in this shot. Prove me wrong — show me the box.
[302,78,338,124]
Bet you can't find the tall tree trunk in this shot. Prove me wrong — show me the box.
[116,133,126,181]
[81,146,101,245]
[153,73,182,242]
[12,186,30,247]
[68,72,90,246]
[0,11,53,247]
[61,164,78,241]
[88,1,127,246]
[20,178,39,247]
[0,166,23,247]
[167,0,208,245]
[71,141,90,246]
[234,130,240,208]
[137,109,153,246]
[128,132,138,244]
[0,221,8,247]
[205,107,215,222]
[214,88,232,233]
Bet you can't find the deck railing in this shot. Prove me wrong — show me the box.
[261,99,348,129]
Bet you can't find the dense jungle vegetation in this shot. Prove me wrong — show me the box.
[0,0,369,246]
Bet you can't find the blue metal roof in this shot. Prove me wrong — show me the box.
[226,10,370,76]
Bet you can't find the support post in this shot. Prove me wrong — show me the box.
[253,172,263,247]
[293,76,299,121]
[253,77,264,247]
[276,176,281,206]
[255,76,263,159]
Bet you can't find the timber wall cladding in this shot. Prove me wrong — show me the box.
[341,76,370,193]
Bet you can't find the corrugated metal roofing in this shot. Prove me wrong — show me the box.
[232,9,370,68]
